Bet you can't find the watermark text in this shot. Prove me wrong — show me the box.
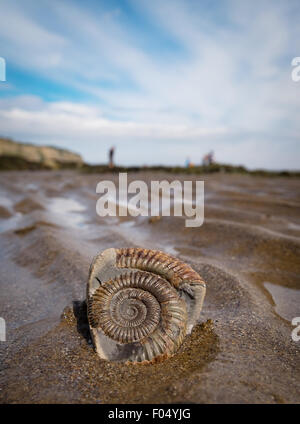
[291,317,300,341]
[291,57,300,82]
[0,317,6,341]
[96,173,204,227]
[0,57,6,82]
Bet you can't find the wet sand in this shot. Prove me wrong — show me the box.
[0,170,299,403]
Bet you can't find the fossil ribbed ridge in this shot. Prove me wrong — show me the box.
[87,248,206,364]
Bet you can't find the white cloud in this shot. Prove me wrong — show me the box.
[0,0,299,169]
[0,96,227,139]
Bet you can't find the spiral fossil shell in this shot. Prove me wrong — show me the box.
[87,248,206,364]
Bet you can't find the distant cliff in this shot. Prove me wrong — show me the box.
[0,137,83,170]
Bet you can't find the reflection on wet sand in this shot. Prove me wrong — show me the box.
[264,282,300,322]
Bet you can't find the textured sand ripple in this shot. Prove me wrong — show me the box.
[0,171,299,403]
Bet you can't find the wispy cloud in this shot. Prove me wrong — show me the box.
[0,0,299,168]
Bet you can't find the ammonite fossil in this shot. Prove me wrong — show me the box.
[87,248,206,364]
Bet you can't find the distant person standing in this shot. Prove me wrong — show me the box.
[109,146,115,168]
[202,150,214,166]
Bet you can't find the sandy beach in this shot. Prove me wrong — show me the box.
[0,170,299,403]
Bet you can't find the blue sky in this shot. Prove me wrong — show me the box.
[0,0,299,169]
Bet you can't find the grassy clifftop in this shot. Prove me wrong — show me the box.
[0,137,83,170]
